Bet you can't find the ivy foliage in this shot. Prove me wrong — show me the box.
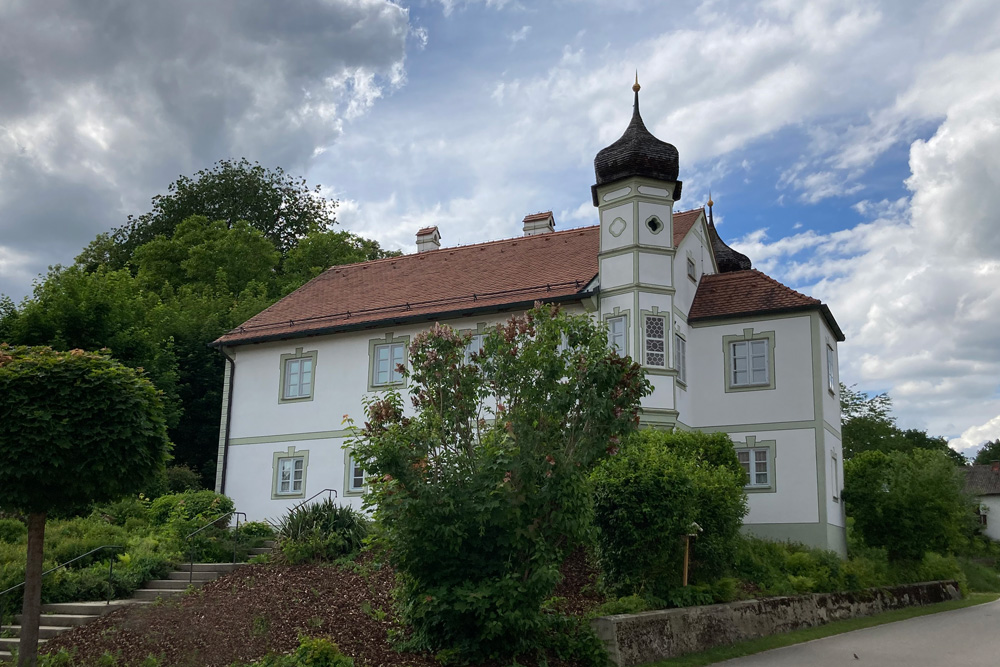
[350,304,649,661]
[592,430,748,599]
[0,345,171,514]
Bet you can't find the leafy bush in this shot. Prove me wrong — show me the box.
[92,496,151,527]
[242,521,276,539]
[148,490,234,526]
[592,430,747,600]
[279,500,367,564]
[245,636,353,667]
[0,518,26,543]
[351,306,647,662]
[958,557,1000,592]
[843,449,976,560]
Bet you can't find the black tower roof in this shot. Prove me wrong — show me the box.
[592,84,680,205]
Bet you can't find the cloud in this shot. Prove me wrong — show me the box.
[509,25,532,44]
[735,76,1000,439]
[0,0,415,299]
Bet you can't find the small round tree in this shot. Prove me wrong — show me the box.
[0,345,171,667]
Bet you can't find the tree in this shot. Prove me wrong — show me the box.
[973,439,1000,466]
[108,158,337,264]
[0,346,171,667]
[840,384,964,464]
[842,448,976,561]
[350,305,649,661]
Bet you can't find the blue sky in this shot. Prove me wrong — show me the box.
[1,0,998,454]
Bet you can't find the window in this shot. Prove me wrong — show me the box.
[644,314,666,367]
[283,357,313,399]
[732,340,769,387]
[373,342,405,386]
[674,334,687,384]
[344,449,366,496]
[831,453,840,502]
[687,257,697,282]
[277,457,304,494]
[271,446,309,499]
[737,448,770,488]
[348,455,364,493]
[464,334,484,364]
[607,315,626,355]
[278,348,318,403]
[827,344,836,393]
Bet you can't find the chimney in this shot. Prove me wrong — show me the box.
[522,211,555,236]
[415,226,441,252]
[992,460,999,473]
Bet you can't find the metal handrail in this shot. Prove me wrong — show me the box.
[185,511,247,584]
[288,488,337,516]
[0,545,124,631]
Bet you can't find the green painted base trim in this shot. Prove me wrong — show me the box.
[741,522,846,556]
[231,428,355,446]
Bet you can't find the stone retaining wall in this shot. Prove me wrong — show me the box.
[591,580,961,666]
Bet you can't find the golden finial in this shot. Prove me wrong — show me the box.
[632,71,641,93]
[708,190,714,208]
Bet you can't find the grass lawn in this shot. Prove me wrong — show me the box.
[650,592,1000,666]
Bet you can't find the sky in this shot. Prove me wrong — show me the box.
[1,0,998,455]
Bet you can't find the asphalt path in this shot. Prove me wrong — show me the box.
[717,598,1000,666]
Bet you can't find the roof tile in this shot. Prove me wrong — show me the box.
[689,269,823,320]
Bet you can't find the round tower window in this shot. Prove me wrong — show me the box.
[646,217,663,234]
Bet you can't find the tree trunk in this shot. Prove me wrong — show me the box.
[18,511,46,667]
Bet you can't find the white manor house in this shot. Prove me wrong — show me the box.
[212,85,848,555]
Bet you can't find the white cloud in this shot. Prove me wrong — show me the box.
[509,25,532,44]
[950,415,1000,454]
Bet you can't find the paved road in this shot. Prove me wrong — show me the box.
[717,598,1000,666]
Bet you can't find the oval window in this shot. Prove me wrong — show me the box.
[646,217,663,234]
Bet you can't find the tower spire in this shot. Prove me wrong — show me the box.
[632,71,640,109]
[708,190,714,226]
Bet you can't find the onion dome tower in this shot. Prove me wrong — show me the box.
[707,195,752,272]
[592,75,682,206]
[591,76,683,428]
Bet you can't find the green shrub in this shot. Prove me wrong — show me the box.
[247,636,353,667]
[592,430,747,599]
[279,500,367,564]
[0,518,26,544]
[958,557,1000,593]
[593,594,652,616]
[148,490,234,526]
[844,449,976,560]
[241,521,276,539]
[165,465,203,493]
[93,496,151,527]
[350,306,646,662]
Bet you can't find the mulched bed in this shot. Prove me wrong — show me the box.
[44,550,606,666]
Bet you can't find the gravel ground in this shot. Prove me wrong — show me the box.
[43,549,604,666]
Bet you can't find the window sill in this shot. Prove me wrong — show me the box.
[343,489,365,497]
[744,485,777,494]
[272,491,306,500]
[676,379,687,390]
[279,394,314,404]
[726,383,775,393]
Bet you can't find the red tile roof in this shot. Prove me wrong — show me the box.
[522,211,554,222]
[215,226,600,346]
[213,208,725,347]
[672,208,703,247]
[689,269,844,340]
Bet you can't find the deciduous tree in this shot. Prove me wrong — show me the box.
[350,305,649,661]
[0,346,170,667]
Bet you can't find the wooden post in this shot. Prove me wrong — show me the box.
[682,535,690,587]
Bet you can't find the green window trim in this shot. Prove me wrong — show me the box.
[640,307,668,369]
[271,445,310,500]
[343,447,365,497]
[367,332,410,392]
[723,328,776,392]
[603,307,631,357]
[278,347,318,404]
[644,215,664,235]
[734,436,776,494]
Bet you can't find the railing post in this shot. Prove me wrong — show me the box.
[107,557,114,606]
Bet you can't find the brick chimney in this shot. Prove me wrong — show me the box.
[522,211,555,236]
[416,226,441,252]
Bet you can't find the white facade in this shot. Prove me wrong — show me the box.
[215,92,847,554]
[979,496,1000,542]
